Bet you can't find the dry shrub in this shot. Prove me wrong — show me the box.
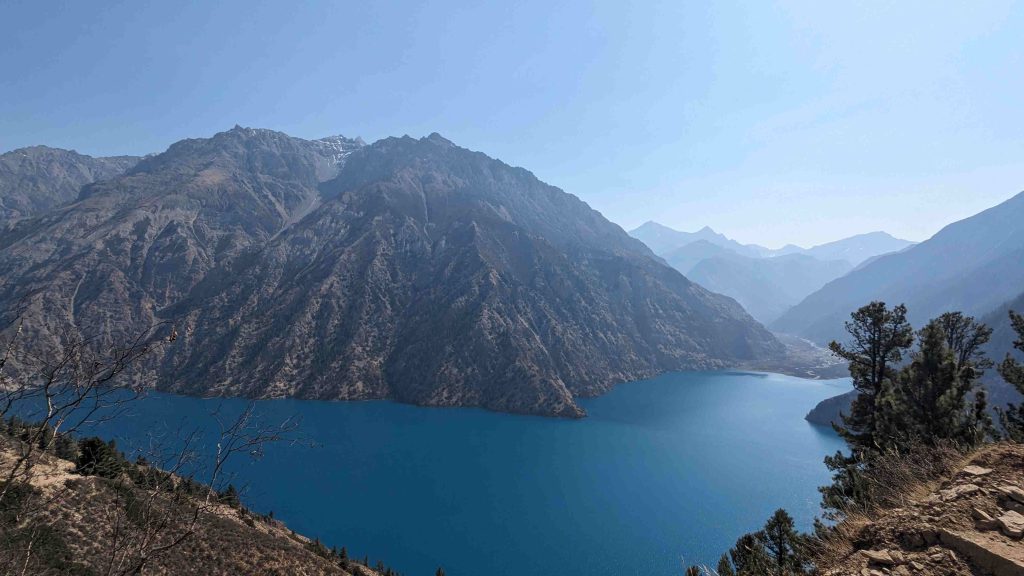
[858,440,966,511]
[812,439,969,568]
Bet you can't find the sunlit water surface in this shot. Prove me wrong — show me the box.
[81,371,849,575]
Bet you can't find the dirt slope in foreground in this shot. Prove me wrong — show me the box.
[0,444,383,576]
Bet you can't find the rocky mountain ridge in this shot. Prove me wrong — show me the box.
[0,127,783,417]
[629,222,914,266]
[0,145,139,220]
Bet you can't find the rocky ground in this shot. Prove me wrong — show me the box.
[820,443,1024,576]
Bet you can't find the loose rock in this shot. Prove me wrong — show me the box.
[997,510,1024,539]
[962,465,992,476]
[862,549,896,566]
[998,485,1024,505]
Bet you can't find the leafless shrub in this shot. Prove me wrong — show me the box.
[0,307,299,575]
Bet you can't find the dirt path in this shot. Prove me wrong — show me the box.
[822,443,1024,576]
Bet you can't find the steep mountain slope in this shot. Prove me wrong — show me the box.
[686,253,853,324]
[984,292,1024,364]
[0,128,782,417]
[0,145,140,220]
[980,292,1024,408]
[803,231,915,267]
[0,127,364,356]
[772,191,1024,344]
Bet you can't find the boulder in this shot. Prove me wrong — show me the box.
[963,465,993,476]
[862,549,896,566]
[941,483,981,501]
[999,485,1024,505]
[974,507,1000,530]
[997,510,1024,539]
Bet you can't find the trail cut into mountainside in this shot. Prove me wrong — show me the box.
[820,443,1024,576]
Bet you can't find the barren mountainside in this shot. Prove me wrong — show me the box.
[0,127,782,417]
[0,145,139,220]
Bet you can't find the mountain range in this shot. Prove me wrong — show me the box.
[630,222,914,266]
[629,223,911,324]
[772,191,1024,345]
[0,127,782,417]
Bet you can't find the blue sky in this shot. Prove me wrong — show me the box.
[1,1,1021,247]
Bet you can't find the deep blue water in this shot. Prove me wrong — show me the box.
[74,371,849,576]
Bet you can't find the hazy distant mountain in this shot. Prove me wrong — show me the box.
[0,145,139,220]
[772,191,1024,345]
[803,231,915,267]
[634,223,871,324]
[686,254,853,324]
[629,222,767,257]
[0,127,782,418]
[661,240,739,274]
[629,222,912,266]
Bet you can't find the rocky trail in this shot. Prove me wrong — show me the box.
[824,443,1024,576]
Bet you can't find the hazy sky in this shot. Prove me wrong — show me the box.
[2,1,1021,247]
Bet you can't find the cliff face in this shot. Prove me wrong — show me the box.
[0,145,139,220]
[0,128,782,417]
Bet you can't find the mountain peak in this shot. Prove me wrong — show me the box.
[634,220,669,231]
[424,132,455,147]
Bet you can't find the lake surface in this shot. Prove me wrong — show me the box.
[82,371,849,575]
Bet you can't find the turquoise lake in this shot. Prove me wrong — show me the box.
[84,371,850,575]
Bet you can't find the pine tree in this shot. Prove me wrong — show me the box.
[217,483,241,508]
[881,315,993,450]
[716,554,735,576]
[725,509,810,575]
[764,509,805,574]
[935,312,996,444]
[54,433,78,461]
[75,437,126,479]
[997,310,1024,441]
[822,302,912,513]
[828,302,914,452]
